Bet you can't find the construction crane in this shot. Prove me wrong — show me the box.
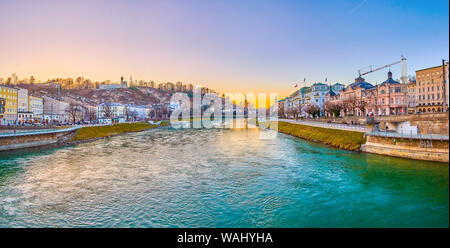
[358,56,407,84]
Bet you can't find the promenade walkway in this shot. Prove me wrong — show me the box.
[279,119,366,132]
[0,126,82,137]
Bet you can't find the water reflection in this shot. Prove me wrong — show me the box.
[0,127,448,227]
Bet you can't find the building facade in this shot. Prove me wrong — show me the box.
[29,96,44,122]
[97,103,126,119]
[17,88,33,124]
[0,85,18,125]
[406,81,417,114]
[127,105,150,120]
[324,72,407,117]
[375,72,407,115]
[340,76,374,116]
[43,96,69,123]
[17,88,29,112]
[446,62,449,112]
[416,65,447,113]
[309,83,329,110]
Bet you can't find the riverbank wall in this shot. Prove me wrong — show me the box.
[0,122,168,152]
[0,127,80,151]
[362,135,449,163]
[276,120,448,163]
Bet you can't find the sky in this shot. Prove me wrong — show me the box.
[0,0,448,98]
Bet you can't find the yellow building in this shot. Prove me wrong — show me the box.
[416,65,446,112]
[0,85,18,125]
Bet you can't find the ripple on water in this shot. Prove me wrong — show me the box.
[0,127,448,227]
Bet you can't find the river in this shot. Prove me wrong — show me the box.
[0,127,448,227]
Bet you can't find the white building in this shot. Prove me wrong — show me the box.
[18,112,33,124]
[99,84,121,90]
[17,88,29,112]
[97,103,126,123]
[29,96,44,122]
[127,105,150,120]
[308,83,329,110]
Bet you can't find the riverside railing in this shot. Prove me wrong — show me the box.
[0,126,82,138]
[365,130,449,141]
[281,119,366,132]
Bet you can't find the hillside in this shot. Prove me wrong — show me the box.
[18,84,172,106]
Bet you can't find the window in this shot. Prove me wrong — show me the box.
[437,94,440,99]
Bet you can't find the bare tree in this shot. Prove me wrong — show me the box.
[354,99,368,116]
[278,104,285,118]
[84,106,97,122]
[161,104,169,119]
[342,99,356,116]
[130,110,138,121]
[65,102,83,124]
[323,101,333,117]
[305,104,320,118]
[331,102,344,118]
[291,106,300,120]
[102,102,113,118]
[124,106,130,121]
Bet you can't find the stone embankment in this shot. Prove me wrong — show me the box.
[0,122,168,152]
[274,118,448,163]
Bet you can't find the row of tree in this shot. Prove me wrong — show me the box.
[278,98,368,119]
[278,103,321,119]
[64,103,96,124]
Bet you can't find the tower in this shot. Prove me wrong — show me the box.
[401,56,407,84]
[120,76,128,88]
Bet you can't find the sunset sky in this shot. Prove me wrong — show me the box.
[0,0,448,98]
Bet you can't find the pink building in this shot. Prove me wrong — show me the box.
[325,71,407,117]
[372,71,407,115]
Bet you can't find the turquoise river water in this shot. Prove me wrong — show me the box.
[0,127,448,227]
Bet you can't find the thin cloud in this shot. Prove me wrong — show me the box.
[350,0,368,14]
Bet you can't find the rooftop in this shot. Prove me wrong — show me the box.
[380,71,400,86]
